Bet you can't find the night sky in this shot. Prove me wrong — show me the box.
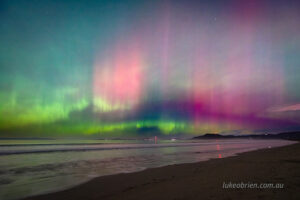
[0,0,300,137]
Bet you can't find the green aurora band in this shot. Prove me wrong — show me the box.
[1,0,300,137]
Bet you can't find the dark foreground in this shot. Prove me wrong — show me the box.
[25,143,300,200]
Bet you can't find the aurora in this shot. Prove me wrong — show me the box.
[0,0,300,137]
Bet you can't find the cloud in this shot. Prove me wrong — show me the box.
[269,103,300,112]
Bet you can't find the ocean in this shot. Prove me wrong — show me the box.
[0,139,295,200]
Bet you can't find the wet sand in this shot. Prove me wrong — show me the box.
[24,142,300,200]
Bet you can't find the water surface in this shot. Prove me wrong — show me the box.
[0,139,295,200]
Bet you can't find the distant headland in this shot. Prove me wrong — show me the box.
[193,131,300,141]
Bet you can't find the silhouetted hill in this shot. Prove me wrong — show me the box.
[193,132,300,141]
[276,132,300,140]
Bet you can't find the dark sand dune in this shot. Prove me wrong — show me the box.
[25,143,300,200]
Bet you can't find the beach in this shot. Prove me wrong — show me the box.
[24,142,300,200]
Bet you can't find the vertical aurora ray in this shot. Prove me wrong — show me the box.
[93,37,145,112]
[0,0,300,136]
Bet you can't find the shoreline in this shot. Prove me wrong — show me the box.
[24,142,300,200]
